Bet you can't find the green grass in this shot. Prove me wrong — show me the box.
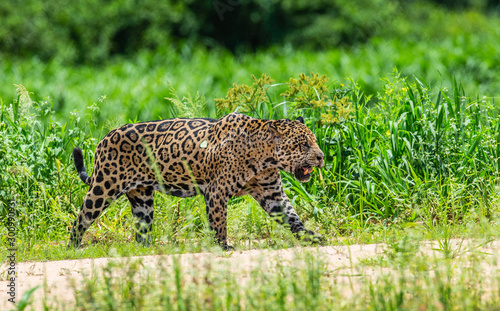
[2,70,500,263]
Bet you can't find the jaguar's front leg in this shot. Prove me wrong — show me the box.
[244,168,323,243]
[204,183,232,250]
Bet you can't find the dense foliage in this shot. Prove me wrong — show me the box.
[1,0,499,63]
[2,0,500,129]
[1,71,499,248]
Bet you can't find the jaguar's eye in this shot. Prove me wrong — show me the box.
[301,143,310,150]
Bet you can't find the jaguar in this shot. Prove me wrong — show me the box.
[69,112,324,249]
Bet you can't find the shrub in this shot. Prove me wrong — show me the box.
[0,85,94,241]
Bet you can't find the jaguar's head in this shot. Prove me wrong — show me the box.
[269,117,324,182]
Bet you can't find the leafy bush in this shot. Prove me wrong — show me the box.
[1,0,469,63]
[0,0,196,63]
[0,85,94,241]
[280,0,398,48]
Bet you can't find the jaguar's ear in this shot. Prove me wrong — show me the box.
[296,116,304,124]
[268,121,283,141]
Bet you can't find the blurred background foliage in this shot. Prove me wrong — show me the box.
[0,0,498,63]
[1,0,499,127]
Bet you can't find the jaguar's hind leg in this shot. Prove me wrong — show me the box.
[68,184,119,248]
[126,186,155,246]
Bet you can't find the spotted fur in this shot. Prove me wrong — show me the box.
[69,112,324,249]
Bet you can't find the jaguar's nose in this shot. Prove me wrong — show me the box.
[317,150,325,168]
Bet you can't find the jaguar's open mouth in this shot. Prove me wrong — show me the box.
[294,166,314,182]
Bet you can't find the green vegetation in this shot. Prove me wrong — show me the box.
[2,0,500,259]
[2,71,500,262]
[0,0,423,62]
[1,0,500,127]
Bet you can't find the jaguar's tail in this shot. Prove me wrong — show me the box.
[73,147,91,186]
